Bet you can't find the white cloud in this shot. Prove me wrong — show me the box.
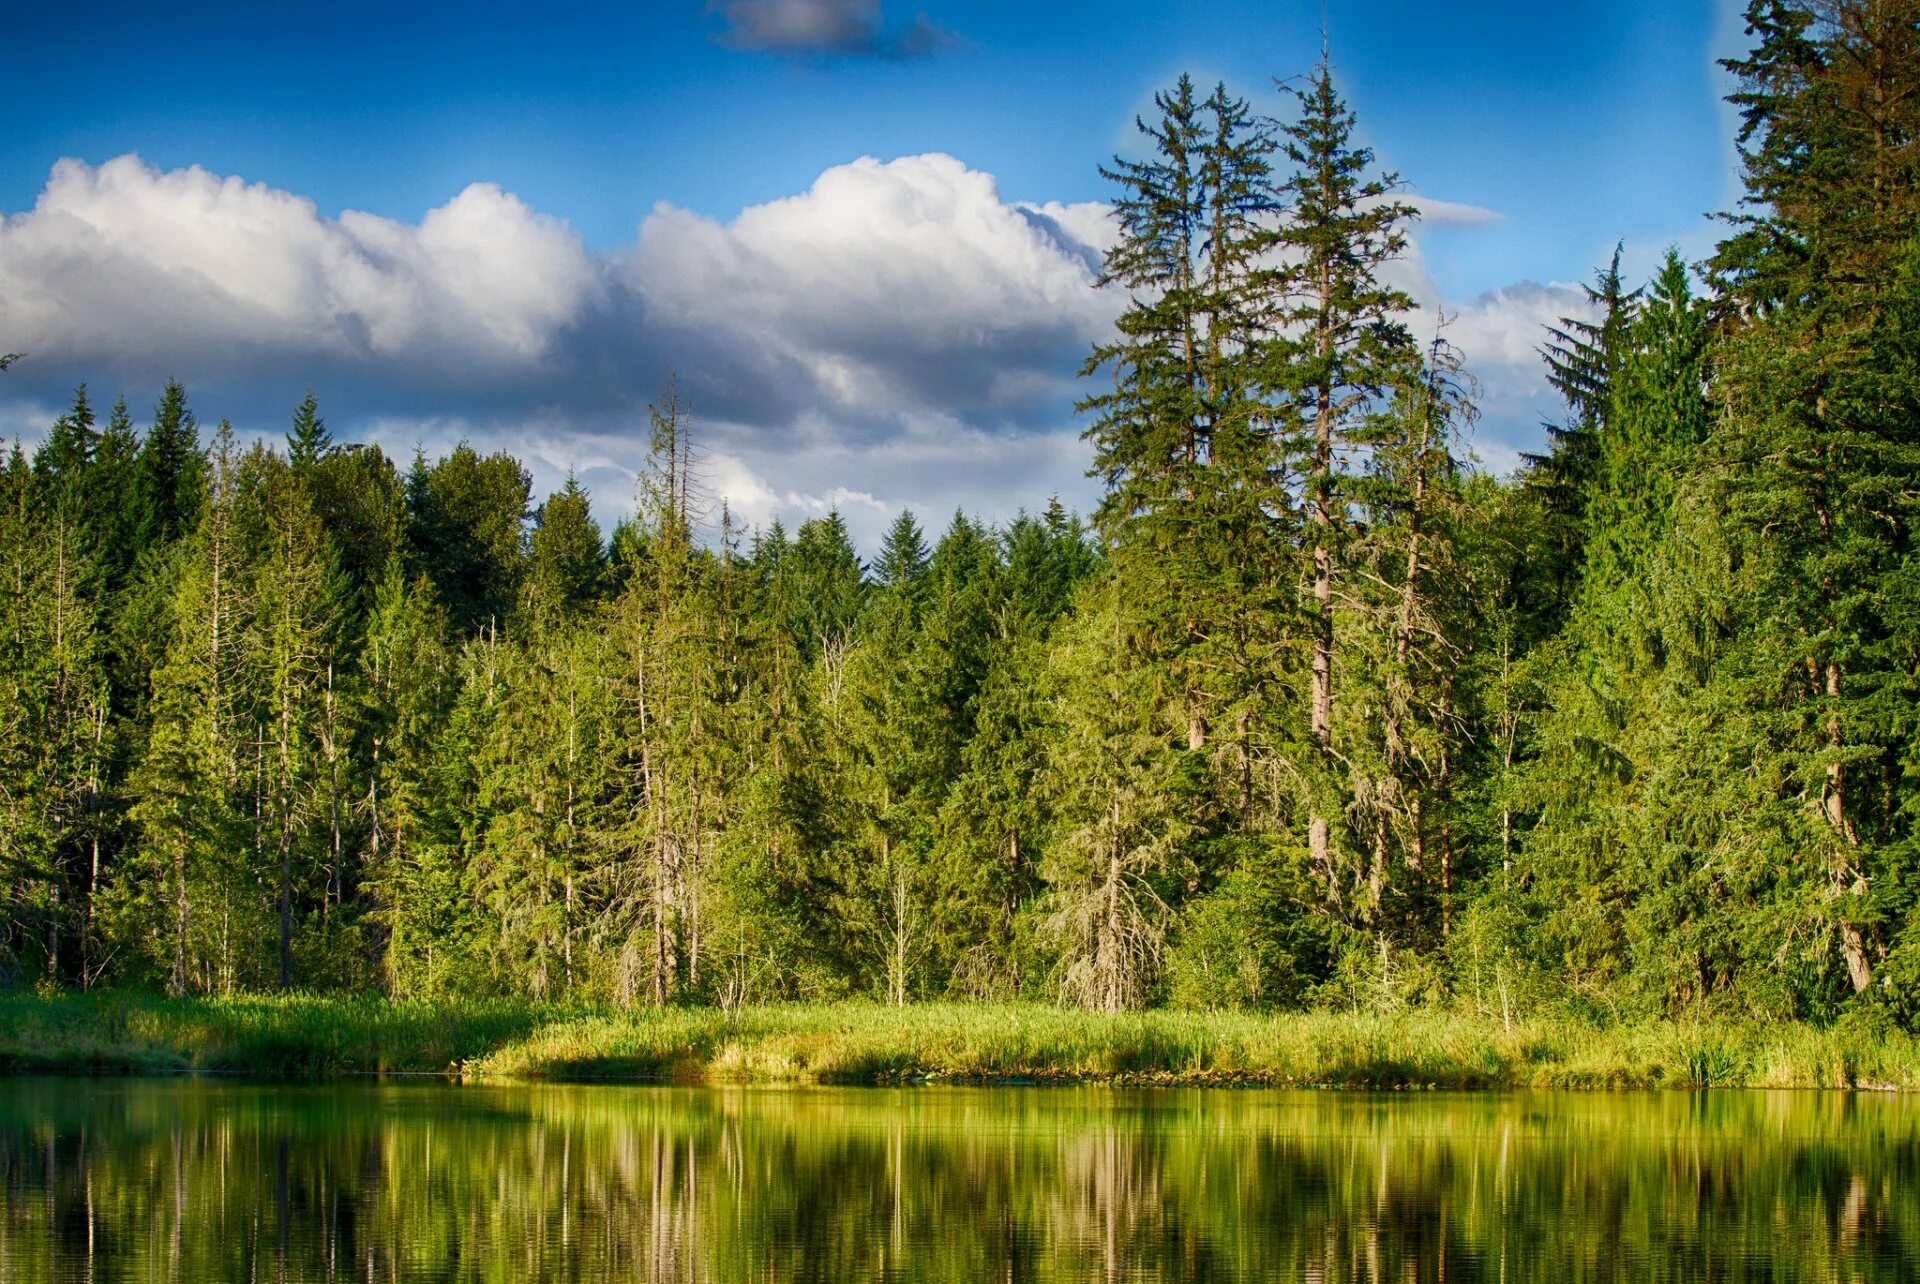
[1403,194,1505,228]
[627,154,1117,422]
[0,149,1580,530]
[0,156,597,378]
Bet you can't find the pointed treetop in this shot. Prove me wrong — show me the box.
[287,391,335,467]
[874,509,929,588]
[34,384,99,483]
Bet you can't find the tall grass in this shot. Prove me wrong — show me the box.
[3,992,1915,1088]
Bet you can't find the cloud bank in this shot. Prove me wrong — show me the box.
[0,152,1571,546]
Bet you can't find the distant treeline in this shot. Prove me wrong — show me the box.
[3,1,1919,1026]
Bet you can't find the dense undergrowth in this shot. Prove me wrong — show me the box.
[3,991,1915,1089]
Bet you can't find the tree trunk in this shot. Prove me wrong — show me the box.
[171,839,191,998]
[277,671,294,992]
[1308,265,1335,895]
[1823,658,1872,992]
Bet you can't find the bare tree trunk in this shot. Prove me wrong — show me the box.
[323,664,341,917]
[83,705,103,989]
[170,835,191,998]
[1824,658,1872,992]
[889,852,910,1008]
[1308,261,1336,895]
[277,687,294,992]
[564,689,577,994]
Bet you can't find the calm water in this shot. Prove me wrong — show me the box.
[2,1079,1916,1282]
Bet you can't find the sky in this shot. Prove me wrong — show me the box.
[0,0,1751,551]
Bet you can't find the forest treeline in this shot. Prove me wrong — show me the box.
[4,1,1919,1025]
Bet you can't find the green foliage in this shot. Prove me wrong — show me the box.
[7,18,1920,1036]
[405,442,530,636]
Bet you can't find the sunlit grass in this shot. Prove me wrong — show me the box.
[3,991,1916,1088]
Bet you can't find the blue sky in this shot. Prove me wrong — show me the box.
[0,0,1746,546]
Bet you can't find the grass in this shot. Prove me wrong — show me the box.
[2,991,1916,1088]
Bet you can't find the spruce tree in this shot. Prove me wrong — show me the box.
[1268,59,1419,909]
[873,510,930,592]
[1697,0,1920,1001]
[129,426,246,993]
[1524,246,1641,610]
[286,391,334,468]
[32,386,99,495]
[134,379,204,552]
[1081,74,1283,762]
[405,443,531,637]
[527,474,607,623]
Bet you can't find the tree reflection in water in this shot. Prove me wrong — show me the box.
[2,1082,1916,1281]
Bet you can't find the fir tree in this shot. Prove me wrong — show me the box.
[286,391,334,468]
[134,379,204,552]
[1268,58,1419,909]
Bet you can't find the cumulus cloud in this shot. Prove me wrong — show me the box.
[0,151,1117,538]
[708,0,961,60]
[628,154,1117,427]
[0,156,598,386]
[0,149,1576,541]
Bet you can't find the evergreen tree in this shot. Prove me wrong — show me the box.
[1081,74,1284,760]
[1268,59,1419,909]
[134,379,204,552]
[526,474,606,623]
[405,444,531,637]
[286,391,335,468]
[1524,246,1641,609]
[359,560,456,994]
[32,386,99,497]
[785,512,865,662]
[873,510,930,592]
[1341,329,1482,940]
[236,447,343,988]
[1039,578,1198,1010]
[1694,0,1920,1002]
[601,390,722,1004]
[0,475,108,984]
[127,425,246,994]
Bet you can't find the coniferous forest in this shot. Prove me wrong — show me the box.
[5,2,1920,1033]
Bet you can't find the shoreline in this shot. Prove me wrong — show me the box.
[3,992,1914,1091]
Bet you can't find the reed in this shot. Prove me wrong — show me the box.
[4,992,1916,1089]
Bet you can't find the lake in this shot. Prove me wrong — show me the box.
[2,1079,1915,1280]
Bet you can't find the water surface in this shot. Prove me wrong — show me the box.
[2,1078,1915,1281]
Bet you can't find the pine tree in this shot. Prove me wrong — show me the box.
[405,443,531,637]
[32,386,99,496]
[359,559,455,994]
[129,426,246,993]
[308,443,408,619]
[1039,577,1198,1010]
[601,388,723,1004]
[286,391,335,468]
[873,510,930,593]
[1268,59,1419,909]
[1524,246,1641,610]
[89,396,144,596]
[0,471,108,984]
[237,447,343,988]
[785,512,865,662]
[1699,0,1920,1002]
[134,379,204,552]
[1342,329,1482,940]
[526,474,607,623]
[1080,74,1284,761]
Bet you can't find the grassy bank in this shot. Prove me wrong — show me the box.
[2,991,1915,1088]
